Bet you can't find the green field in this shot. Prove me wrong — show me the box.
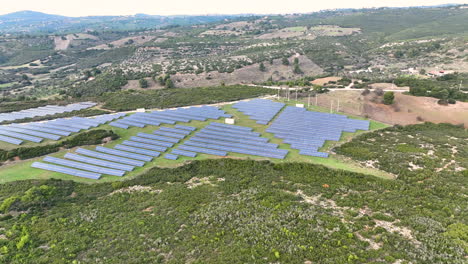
[0,100,392,183]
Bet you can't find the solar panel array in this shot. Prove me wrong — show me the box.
[266,106,370,158]
[175,122,288,159]
[0,113,125,145]
[109,106,231,129]
[0,102,96,123]
[31,125,197,179]
[233,99,285,125]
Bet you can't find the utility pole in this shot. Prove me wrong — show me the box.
[459,80,463,91]
[337,99,340,113]
[315,94,318,106]
[330,100,333,113]
[308,93,310,108]
[295,89,298,101]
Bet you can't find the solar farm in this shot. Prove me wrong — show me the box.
[0,99,378,182]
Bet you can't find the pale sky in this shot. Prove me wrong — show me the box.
[1,0,467,16]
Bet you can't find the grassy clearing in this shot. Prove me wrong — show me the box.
[0,99,392,183]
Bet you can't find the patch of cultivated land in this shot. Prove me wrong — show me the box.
[172,55,323,87]
[53,33,98,50]
[305,90,468,127]
[88,35,155,50]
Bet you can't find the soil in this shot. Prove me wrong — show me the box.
[171,55,323,88]
[302,90,468,127]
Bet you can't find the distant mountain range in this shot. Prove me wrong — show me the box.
[0,10,242,34]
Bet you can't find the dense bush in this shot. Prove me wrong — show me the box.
[0,157,466,263]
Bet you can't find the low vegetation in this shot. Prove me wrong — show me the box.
[0,155,466,263]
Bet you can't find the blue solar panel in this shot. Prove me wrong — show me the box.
[164,154,179,160]
[266,106,370,158]
[129,136,174,147]
[209,122,253,131]
[233,99,285,124]
[114,144,161,157]
[137,133,180,143]
[95,146,153,162]
[195,133,278,148]
[2,126,62,140]
[171,149,197,158]
[65,153,134,171]
[175,125,196,131]
[10,124,70,136]
[153,130,186,139]
[178,145,227,156]
[0,135,23,145]
[0,130,43,143]
[43,156,125,176]
[121,140,167,152]
[32,161,101,179]
[199,129,268,142]
[109,122,129,129]
[159,127,191,135]
[75,148,145,167]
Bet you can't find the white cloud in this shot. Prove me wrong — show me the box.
[1,0,466,16]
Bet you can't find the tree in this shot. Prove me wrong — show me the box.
[293,64,303,74]
[139,78,148,88]
[165,78,175,88]
[259,62,266,72]
[282,57,290,66]
[383,91,395,105]
[293,57,299,65]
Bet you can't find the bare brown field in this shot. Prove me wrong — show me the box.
[368,83,410,91]
[171,55,323,88]
[88,36,154,50]
[303,90,468,127]
[54,33,98,50]
[122,78,163,90]
[311,76,341,85]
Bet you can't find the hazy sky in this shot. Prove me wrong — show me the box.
[1,0,467,16]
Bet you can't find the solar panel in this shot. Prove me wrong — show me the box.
[121,140,168,152]
[64,153,134,171]
[159,127,191,135]
[31,162,101,180]
[164,154,179,160]
[95,146,153,162]
[174,125,196,131]
[0,130,43,143]
[130,136,174,147]
[109,122,129,129]
[10,124,70,136]
[0,135,23,145]
[43,156,125,176]
[114,144,161,157]
[136,133,179,143]
[75,148,145,167]
[2,126,62,140]
[178,145,227,156]
[171,149,197,158]
[153,130,186,139]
